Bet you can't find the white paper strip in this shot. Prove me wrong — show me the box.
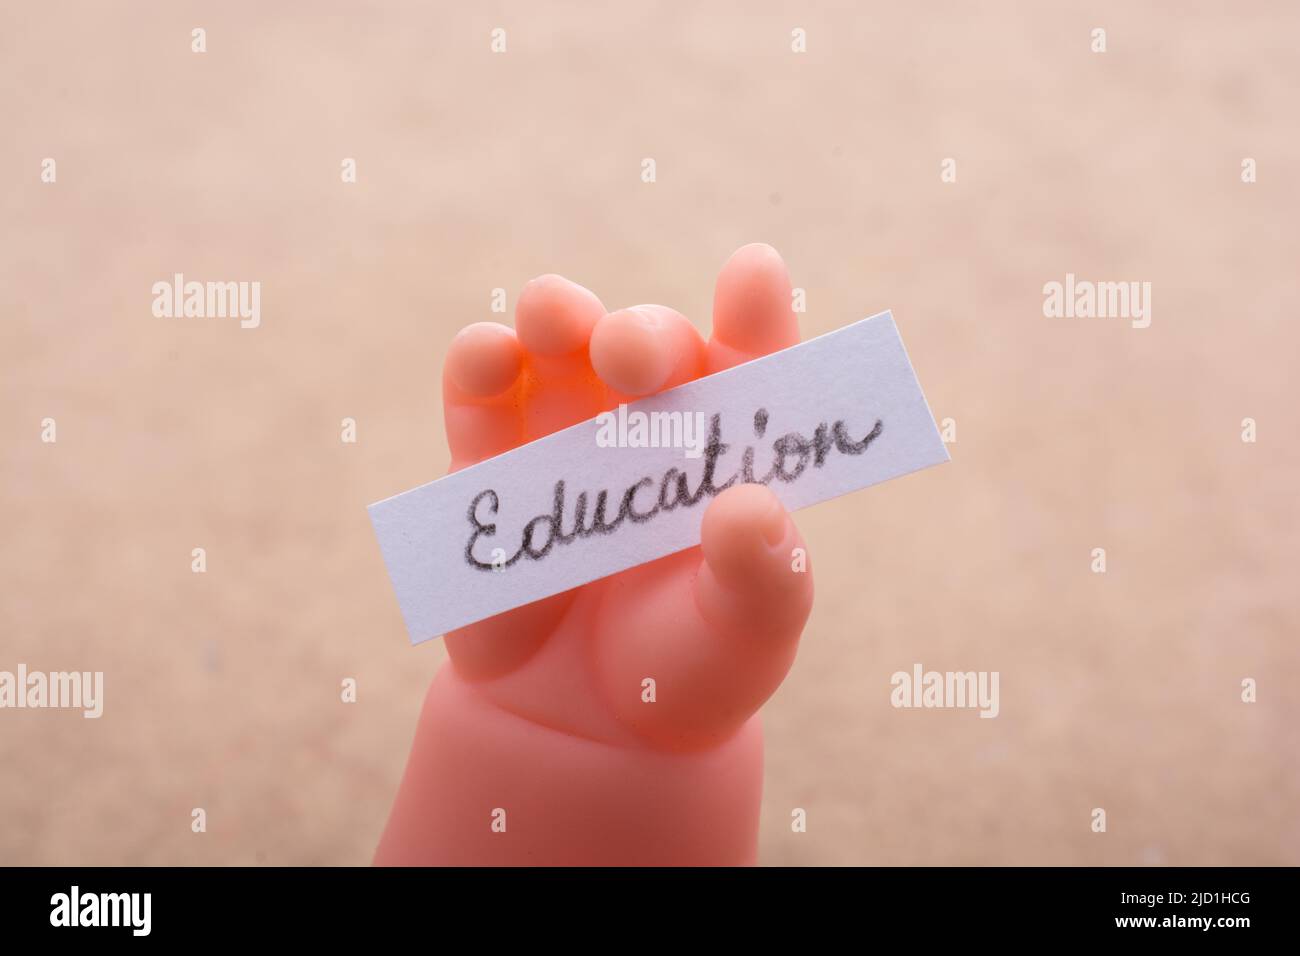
[369,310,948,644]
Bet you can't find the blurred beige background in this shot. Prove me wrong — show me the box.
[2,1,1297,866]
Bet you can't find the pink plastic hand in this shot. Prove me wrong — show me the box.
[375,244,815,865]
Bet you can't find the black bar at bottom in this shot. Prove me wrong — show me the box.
[0,866,1289,942]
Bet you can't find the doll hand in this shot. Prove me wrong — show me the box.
[438,244,814,747]
[587,244,814,747]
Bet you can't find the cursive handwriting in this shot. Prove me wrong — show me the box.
[464,409,882,571]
